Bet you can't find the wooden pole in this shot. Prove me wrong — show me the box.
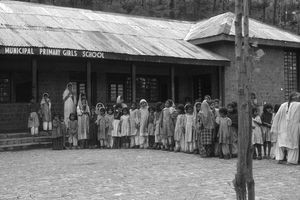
[32,58,38,103]
[87,60,92,106]
[233,0,247,199]
[244,0,255,199]
[233,0,254,199]
[131,64,136,103]
[170,66,175,101]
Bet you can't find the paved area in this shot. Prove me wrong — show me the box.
[0,149,299,200]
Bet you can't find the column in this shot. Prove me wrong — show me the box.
[32,58,38,103]
[87,60,92,105]
[131,64,136,103]
[218,66,225,106]
[170,66,175,101]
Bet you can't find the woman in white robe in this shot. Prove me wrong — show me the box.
[40,93,52,131]
[63,83,76,127]
[77,95,90,148]
[271,92,300,164]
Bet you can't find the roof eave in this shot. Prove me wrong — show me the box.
[188,34,300,49]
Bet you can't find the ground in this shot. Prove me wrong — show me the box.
[0,149,299,200]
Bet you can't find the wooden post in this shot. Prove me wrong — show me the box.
[233,0,254,199]
[218,67,225,106]
[131,64,136,103]
[32,58,38,103]
[87,60,92,105]
[170,66,175,101]
[233,0,246,199]
[244,0,255,199]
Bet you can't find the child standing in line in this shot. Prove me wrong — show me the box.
[77,97,90,149]
[68,113,78,149]
[161,99,177,151]
[138,99,149,149]
[184,104,195,153]
[261,103,273,159]
[129,103,139,148]
[97,107,109,148]
[148,106,155,149]
[60,115,67,149]
[52,114,64,150]
[28,98,40,136]
[193,101,202,154]
[154,102,163,150]
[252,107,263,160]
[89,106,98,148]
[112,105,122,149]
[216,108,232,159]
[120,107,131,148]
[227,103,238,157]
[174,104,185,152]
[40,93,52,132]
[106,106,114,149]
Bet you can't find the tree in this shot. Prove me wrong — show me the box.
[273,0,278,24]
[233,0,255,199]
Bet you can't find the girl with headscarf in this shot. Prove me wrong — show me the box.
[198,100,215,157]
[77,94,90,149]
[193,101,202,154]
[137,99,149,149]
[271,92,300,165]
[116,95,127,108]
[63,83,76,127]
[40,93,52,131]
[161,99,177,151]
[184,104,195,153]
[129,102,139,148]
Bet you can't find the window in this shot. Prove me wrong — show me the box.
[193,75,212,101]
[284,51,298,100]
[107,74,161,103]
[0,73,10,103]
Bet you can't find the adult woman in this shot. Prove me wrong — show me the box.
[40,93,52,131]
[199,100,215,157]
[63,83,76,127]
[77,95,90,149]
[271,92,300,165]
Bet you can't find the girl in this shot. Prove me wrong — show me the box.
[40,93,52,132]
[154,102,163,149]
[28,98,40,136]
[216,108,232,159]
[193,101,202,154]
[138,99,149,149]
[77,96,90,149]
[97,107,109,148]
[52,114,64,150]
[106,106,114,149]
[148,106,155,149]
[129,103,139,148]
[252,107,263,160]
[174,104,185,152]
[184,104,195,153]
[120,107,131,148]
[161,99,176,151]
[227,103,238,157]
[261,103,273,159]
[89,106,98,148]
[68,113,78,149]
[199,101,215,157]
[112,105,122,149]
[60,115,67,149]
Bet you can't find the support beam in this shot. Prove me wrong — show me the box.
[131,64,136,103]
[218,67,225,106]
[170,66,175,101]
[32,58,38,103]
[87,60,92,105]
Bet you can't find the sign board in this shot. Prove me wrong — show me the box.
[0,47,105,59]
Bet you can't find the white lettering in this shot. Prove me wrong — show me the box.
[82,51,104,58]
[4,47,34,55]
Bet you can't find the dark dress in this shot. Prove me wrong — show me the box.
[52,119,64,150]
[89,113,98,147]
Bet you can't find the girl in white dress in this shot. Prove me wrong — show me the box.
[138,99,149,149]
[174,104,185,152]
[252,107,263,160]
[120,107,131,148]
[129,103,139,148]
[184,104,195,153]
[63,83,76,127]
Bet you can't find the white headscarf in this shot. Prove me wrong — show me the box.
[40,92,51,110]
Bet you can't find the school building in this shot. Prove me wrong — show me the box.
[0,0,300,133]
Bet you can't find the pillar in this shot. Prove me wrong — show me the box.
[170,66,175,101]
[131,64,136,103]
[32,58,38,103]
[87,60,92,105]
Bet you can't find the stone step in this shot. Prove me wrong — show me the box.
[0,131,51,139]
[0,136,52,146]
[0,142,52,151]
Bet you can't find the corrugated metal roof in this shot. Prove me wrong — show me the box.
[0,0,228,64]
[185,12,300,45]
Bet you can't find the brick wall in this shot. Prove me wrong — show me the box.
[201,42,285,106]
[0,103,29,132]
